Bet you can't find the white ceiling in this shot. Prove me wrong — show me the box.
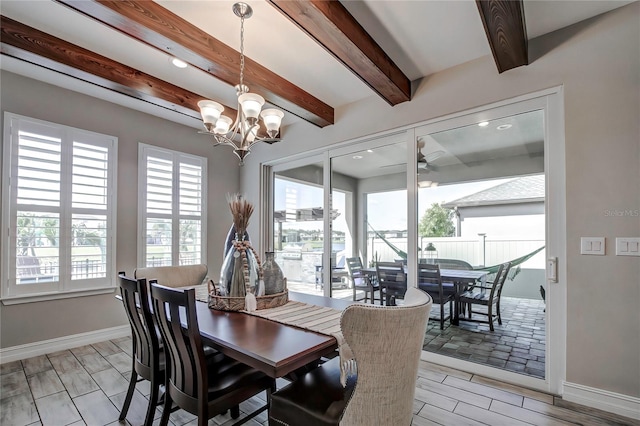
[0,0,634,132]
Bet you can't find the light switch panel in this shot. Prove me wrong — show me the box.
[580,237,605,255]
[615,238,640,256]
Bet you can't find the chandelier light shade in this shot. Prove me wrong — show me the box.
[198,2,284,165]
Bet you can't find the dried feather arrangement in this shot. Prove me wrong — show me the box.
[227,193,254,238]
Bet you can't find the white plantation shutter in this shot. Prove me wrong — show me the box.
[2,113,117,300]
[138,144,206,267]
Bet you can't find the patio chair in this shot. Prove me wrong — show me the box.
[375,261,407,305]
[417,263,455,329]
[268,287,432,426]
[459,261,511,331]
[345,257,381,304]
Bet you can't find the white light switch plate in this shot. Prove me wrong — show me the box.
[615,238,640,256]
[580,237,605,255]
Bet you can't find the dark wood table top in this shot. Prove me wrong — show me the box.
[195,291,352,378]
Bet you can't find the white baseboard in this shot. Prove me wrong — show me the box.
[563,381,640,421]
[0,325,131,364]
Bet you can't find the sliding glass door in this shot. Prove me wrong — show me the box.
[265,90,565,393]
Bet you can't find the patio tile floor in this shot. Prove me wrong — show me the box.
[423,297,546,379]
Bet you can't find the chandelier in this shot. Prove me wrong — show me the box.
[198,2,284,165]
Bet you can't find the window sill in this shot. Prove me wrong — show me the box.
[1,287,117,305]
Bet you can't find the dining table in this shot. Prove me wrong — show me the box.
[361,266,488,325]
[193,291,352,378]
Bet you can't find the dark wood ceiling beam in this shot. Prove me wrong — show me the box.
[54,0,334,127]
[476,0,528,73]
[267,0,410,106]
[0,15,237,122]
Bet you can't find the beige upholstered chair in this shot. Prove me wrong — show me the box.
[134,264,207,288]
[269,287,432,426]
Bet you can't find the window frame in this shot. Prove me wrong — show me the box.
[137,143,207,268]
[1,112,118,303]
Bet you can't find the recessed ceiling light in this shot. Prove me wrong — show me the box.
[496,124,512,130]
[171,57,188,69]
[478,121,489,127]
[367,149,373,153]
[353,155,363,160]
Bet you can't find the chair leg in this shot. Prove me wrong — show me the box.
[158,390,172,426]
[497,300,502,325]
[440,303,445,330]
[230,405,240,419]
[144,381,160,426]
[488,304,494,332]
[119,369,137,421]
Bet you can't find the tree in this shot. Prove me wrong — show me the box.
[419,203,455,237]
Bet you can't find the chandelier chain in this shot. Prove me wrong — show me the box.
[239,14,245,89]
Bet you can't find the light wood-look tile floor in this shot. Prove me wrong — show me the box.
[1,336,637,426]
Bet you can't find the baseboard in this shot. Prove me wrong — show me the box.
[0,325,131,364]
[563,381,640,421]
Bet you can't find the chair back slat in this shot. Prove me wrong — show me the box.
[490,262,511,301]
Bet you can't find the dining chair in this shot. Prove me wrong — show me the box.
[375,261,407,305]
[268,287,432,426]
[459,261,511,331]
[117,273,165,426]
[417,263,456,329]
[150,283,275,426]
[345,257,381,305]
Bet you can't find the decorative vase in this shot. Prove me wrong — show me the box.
[262,252,285,295]
[219,235,261,297]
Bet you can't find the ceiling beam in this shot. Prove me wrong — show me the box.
[267,0,411,106]
[0,15,237,122]
[476,0,528,73]
[54,0,334,128]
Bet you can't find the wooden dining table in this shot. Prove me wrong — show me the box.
[194,291,352,378]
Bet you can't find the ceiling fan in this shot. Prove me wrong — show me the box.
[380,139,445,174]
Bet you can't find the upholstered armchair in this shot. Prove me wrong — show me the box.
[134,264,208,288]
[269,287,432,425]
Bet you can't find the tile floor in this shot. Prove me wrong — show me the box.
[1,337,637,426]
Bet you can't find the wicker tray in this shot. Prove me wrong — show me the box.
[208,279,289,311]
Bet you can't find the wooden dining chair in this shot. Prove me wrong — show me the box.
[459,261,511,331]
[268,288,432,426]
[117,273,165,426]
[417,263,456,329]
[375,261,407,305]
[150,283,275,426]
[345,257,381,304]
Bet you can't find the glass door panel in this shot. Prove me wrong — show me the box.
[273,162,324,296]
[415,110,547,380]
[330,138,407,301]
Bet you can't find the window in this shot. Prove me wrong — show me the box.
[1,113,117,301]
[138,144,206,267]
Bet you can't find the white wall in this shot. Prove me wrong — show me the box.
[241,4,640,399]
[0,71,240,348]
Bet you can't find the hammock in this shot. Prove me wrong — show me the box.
[368,224,545,278]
